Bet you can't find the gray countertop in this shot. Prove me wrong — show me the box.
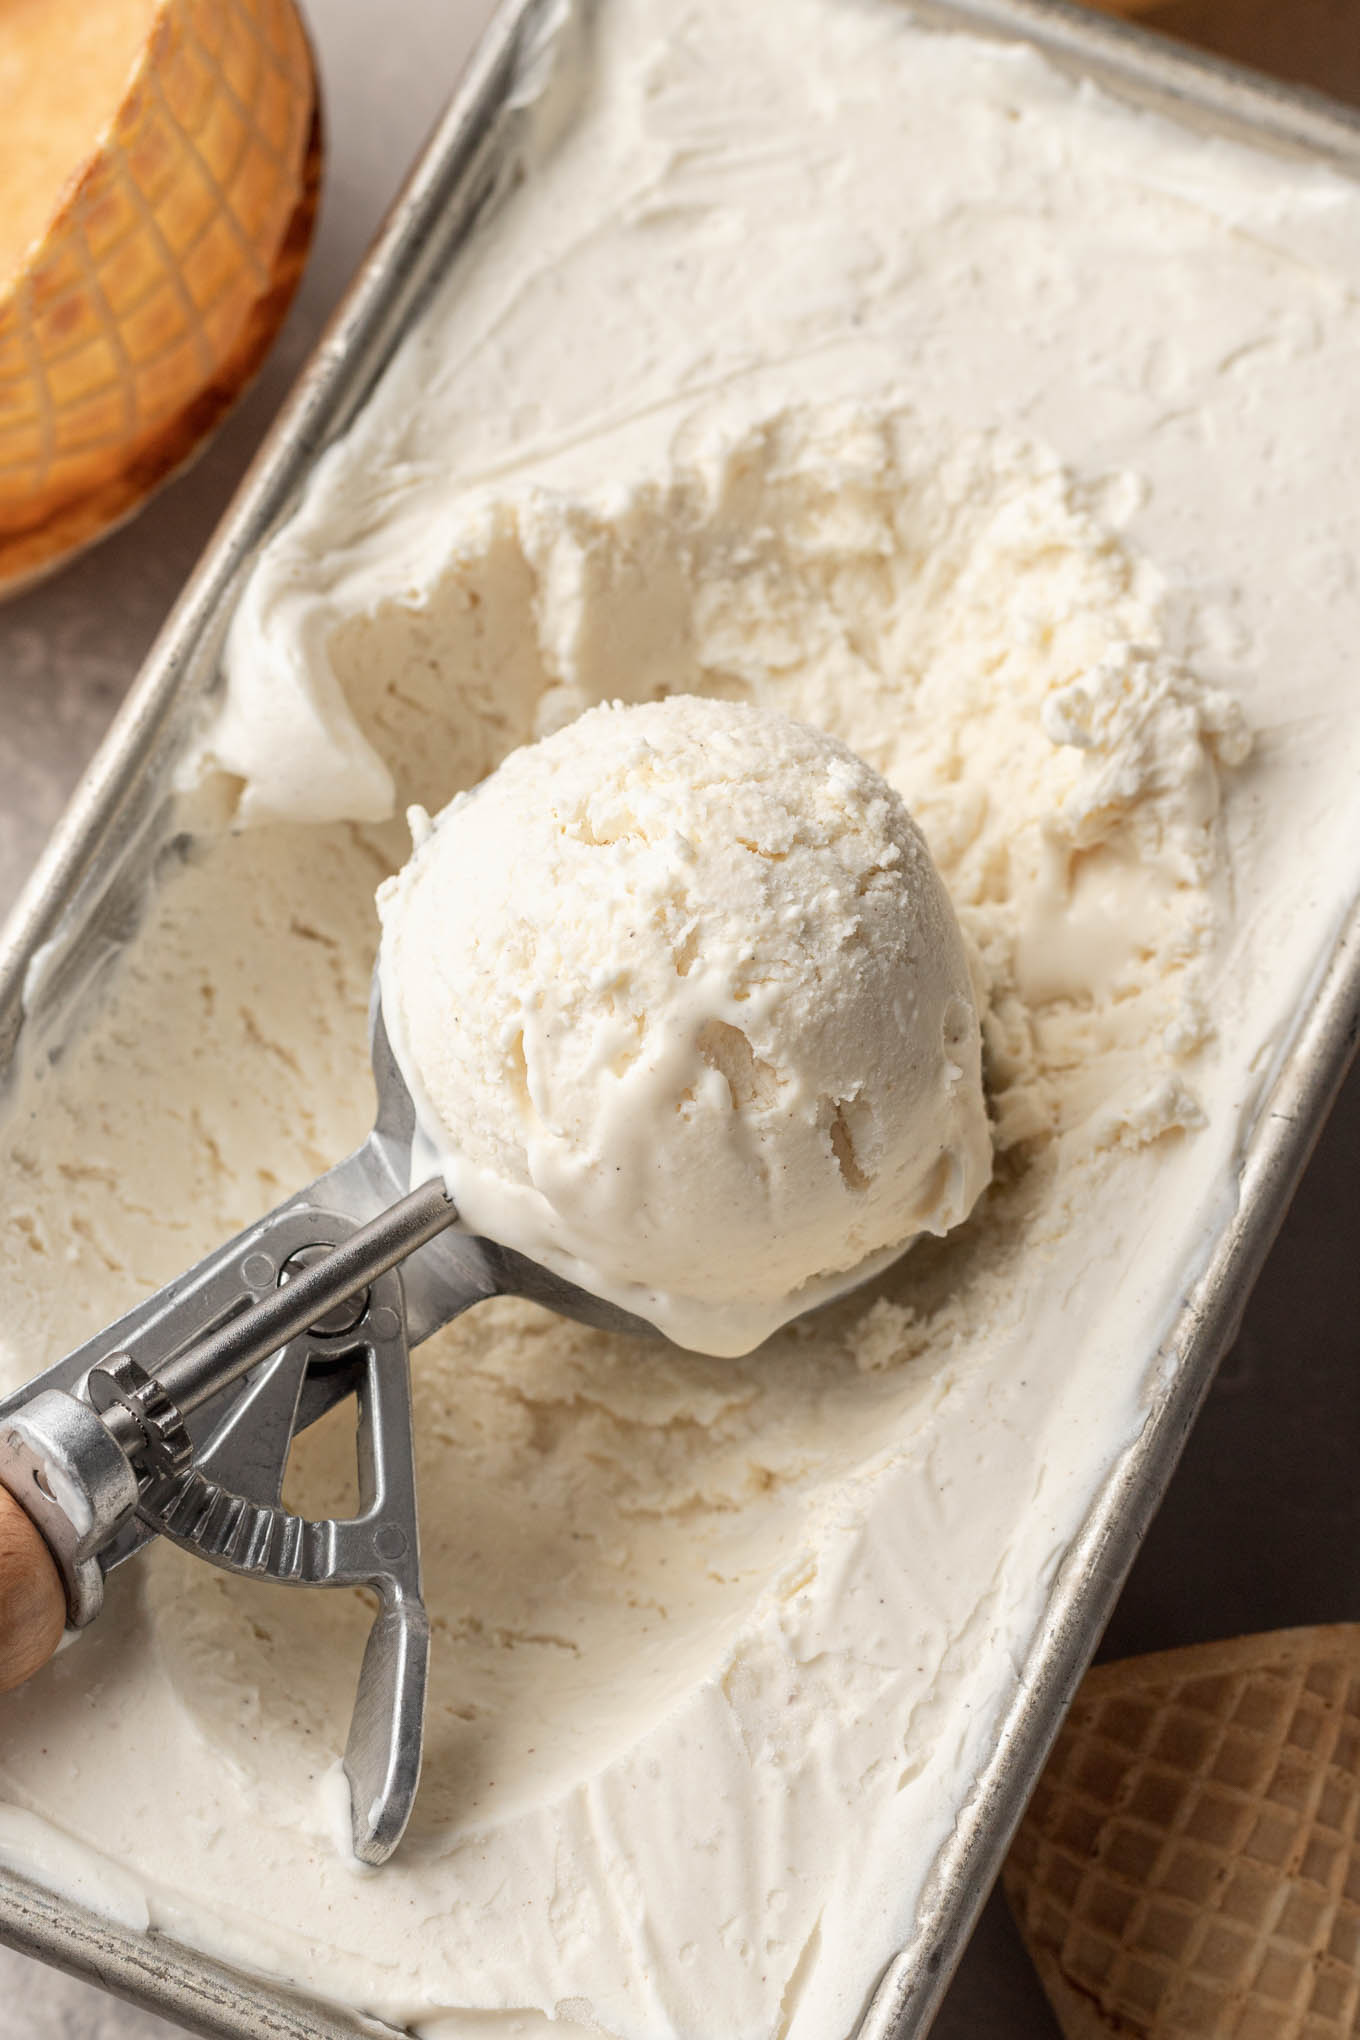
[1,1,1356,2035]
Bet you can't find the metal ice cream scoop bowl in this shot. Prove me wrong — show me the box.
[0,983,653,1865]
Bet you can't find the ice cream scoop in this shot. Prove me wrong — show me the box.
[0,990,657,1864]
[379,696,992,1356]
[0,699,990,1853]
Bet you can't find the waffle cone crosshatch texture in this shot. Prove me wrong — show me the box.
[1004,1629,1360,2038]
[0,0,320,597]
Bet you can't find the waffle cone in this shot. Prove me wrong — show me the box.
[1004,1627,1360,2038]
[0,0,320,597]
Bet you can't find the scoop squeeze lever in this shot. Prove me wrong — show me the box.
[0,988,653,1864]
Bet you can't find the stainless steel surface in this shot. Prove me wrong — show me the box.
[145,1178,454,1416]
[135,1214,428,1869]
[0,1189,435,1865]
[0,1862,400,2040]
[0,0,1358,2035]
[278,1246,372,1338]
[87,1355,194,1474]
[0,1392,139,1628]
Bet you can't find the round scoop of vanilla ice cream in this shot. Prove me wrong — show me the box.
[377,697,991,1356]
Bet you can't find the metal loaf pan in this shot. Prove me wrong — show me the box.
[1,2,1358,2036]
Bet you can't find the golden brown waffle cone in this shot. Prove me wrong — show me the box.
[1004,1627,1360,2038]
[0,0,320,596]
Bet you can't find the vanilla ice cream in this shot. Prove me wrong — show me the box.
[1,3,1359,2039]
[378,696,991,1354]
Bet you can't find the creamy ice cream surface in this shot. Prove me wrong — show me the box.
[378,697,992,1355]
[0,2,1359,2038]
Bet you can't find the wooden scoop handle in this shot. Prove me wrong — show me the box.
[0,1487,67,1693]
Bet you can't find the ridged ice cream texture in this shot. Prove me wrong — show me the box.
[377,697,992,1355]
[0,397,1255,2040]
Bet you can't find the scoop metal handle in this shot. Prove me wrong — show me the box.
[104,1179,455,1437]
[0,993,654,1862]
[0,1190,454,1865]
